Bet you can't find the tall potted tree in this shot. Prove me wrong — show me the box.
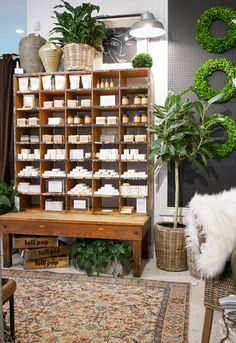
[50,1,107,70]
[149,88,224,271]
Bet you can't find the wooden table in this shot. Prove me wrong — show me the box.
[0,211,151,277]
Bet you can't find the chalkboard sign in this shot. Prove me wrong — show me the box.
[168,0,236,207]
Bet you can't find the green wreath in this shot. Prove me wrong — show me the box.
[196,6,236,53]
[194,58,236,103]
[206,114,236,158]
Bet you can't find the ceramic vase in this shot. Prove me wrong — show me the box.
[19,33,46,73]
[39,42,62,72]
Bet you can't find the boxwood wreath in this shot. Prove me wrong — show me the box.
[206,114,236,158]
[195,6,236,53]
[194,58,236,103]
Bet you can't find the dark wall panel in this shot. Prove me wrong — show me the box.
[168,0,236,207]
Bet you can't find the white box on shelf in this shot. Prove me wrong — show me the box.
[45,200,63,211]
[23,94,36,108]
[81,99,91,107]
[96,117,106,125]
[136,198,147,213]
[73,199,87,209]
[48,117,64,125]
[70,149,84,160]
[100,95,116,106]
[53,99,64,107]
[48,180,63,193]
[43,101,53,108]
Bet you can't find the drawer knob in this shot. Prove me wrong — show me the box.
[133,230,138,235]
[4,225,7,229]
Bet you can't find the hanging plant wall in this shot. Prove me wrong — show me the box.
[206,114,236,158]
[195,6,236,53]
[194,58,236,103]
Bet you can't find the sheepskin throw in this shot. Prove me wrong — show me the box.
[185,188,236,278]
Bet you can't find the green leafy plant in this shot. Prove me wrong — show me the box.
[194,58,236,103]
[132,53,153,68]
[70,239,133,276]
[49,1,107,51]
[149,88,225,229]
[0,180,18,215]
[195,6,236,53]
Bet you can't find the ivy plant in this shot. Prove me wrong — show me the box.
[49,1,107,51]
[149,88,225,229]
[70,239,133,276]
[0,180,18,215]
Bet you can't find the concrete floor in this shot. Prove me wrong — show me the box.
[8,253,223,342]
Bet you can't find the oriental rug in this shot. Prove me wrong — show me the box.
[2,270,190,343]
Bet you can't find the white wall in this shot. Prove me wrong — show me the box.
[26,0,168,223]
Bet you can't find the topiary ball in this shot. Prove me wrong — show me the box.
[132,53,153,68]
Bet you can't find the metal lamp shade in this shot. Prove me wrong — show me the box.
[129,12,165,38]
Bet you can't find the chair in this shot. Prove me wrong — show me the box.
[2,278,16,341]
[201,274,236,343]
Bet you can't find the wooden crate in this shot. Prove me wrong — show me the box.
[24,246,69,261]
[13,236,58,249]
[24,256,69,270]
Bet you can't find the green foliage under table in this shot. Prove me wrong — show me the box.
[70,239,133,276]
[194,58,236,103]
[0,179,18,215]
[195,6,236,53]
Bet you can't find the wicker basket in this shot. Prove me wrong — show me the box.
[63,43,96,70]
[187,249,201,278]
[204,274,236,311]
[153,222,188,272]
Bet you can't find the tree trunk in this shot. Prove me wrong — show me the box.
[173,161,179,229]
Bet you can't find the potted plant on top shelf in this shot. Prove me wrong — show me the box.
[49,1,107,70]
[149,88,225,271]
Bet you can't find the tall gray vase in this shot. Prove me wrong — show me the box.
[19,33,46,73]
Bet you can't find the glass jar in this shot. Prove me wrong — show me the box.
[134,114,141,123]
[141,113,148,123]
[122,114,129,124]
[96,80,100,88]
[84,115,91,124]
[122,96,129,105]
[100,79,105,88]
[73,115,80,124]
[67,115,73,124]
[134,95,141,105]
[141,95,148,105]
[109,79,114,88]
[105,79,109,88]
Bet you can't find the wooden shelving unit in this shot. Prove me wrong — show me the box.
[14,68,152,215]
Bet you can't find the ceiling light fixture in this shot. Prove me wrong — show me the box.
[129,12,165,38]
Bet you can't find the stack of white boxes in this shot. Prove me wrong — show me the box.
[93,169,119,178]
[44,149,66,160]
[45,200,64,211]
[121,149,146,161]
[18,182,40,194]
[42,169,66,177]
[18,149,40,160]
[121,170,147,179]
[68,184,92,196]
[18,166,40,177]
[94,184,119,196]
[96,149,119,160]
[68,166,92,178]
[120,183,148,197]
[69,149,84,160]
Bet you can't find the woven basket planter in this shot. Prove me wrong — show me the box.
[153,222,188,271]
[187,249,201,278]
[63,43,96,70]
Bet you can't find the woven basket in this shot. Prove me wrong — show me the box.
[204,275,236,311]
[63,43,96,70]
[153,222,188,272]
[187,249,201,278]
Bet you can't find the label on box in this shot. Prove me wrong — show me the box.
[74,200,86,209]
[136,198,147,213]
[100,95,116,106]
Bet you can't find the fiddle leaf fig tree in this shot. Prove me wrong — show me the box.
[149,88,224,229]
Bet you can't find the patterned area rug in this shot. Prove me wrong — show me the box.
[2,270,190,343]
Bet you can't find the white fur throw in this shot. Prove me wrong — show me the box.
[185,188,236,278]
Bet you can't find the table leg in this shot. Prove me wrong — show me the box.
[2,233,13,268]
[201,307,214,343]
[9,295,15,341]
[142,230,149,259]
[132,240,142,277]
